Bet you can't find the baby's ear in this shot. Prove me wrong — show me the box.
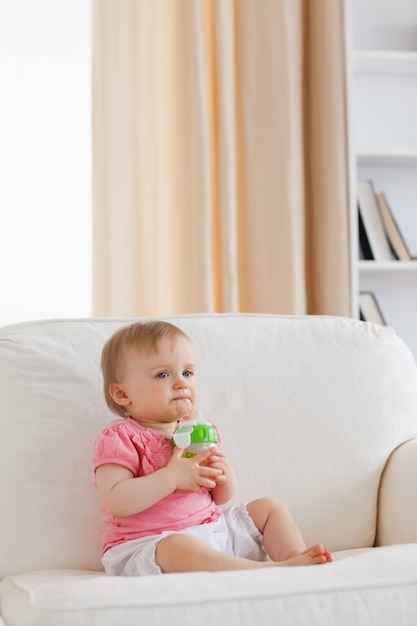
[109,383,130,406]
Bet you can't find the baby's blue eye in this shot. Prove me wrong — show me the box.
[183,370,193,377]
[157,372,168,378]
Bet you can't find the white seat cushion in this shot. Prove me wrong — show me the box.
[1,545,417,626]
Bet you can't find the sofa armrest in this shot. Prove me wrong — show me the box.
[376,438,417,546]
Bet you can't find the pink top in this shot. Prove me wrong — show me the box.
[92,417,221,553]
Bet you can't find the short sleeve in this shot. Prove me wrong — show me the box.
[92,423,140,475]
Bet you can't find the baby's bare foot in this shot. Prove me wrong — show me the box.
[277,544,332,567]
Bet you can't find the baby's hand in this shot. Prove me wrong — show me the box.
[201,448,230,485]
[167,447,222,493]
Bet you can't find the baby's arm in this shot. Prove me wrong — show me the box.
[95,447,222,517]
[204,449,237,505]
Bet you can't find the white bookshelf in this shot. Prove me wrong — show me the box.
[348,0,417,360]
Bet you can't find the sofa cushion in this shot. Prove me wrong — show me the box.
[0,314,417,577]
[1,545,417,626]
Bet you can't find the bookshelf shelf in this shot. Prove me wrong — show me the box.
[353,50,417,75]
[349,0,417,361]
[357,151,417,166]
[358,261,417,273]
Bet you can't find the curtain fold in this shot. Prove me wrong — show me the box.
[93,0,351,318]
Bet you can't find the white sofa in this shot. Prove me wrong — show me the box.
[0,313,417,626]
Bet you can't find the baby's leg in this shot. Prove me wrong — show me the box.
[156,529,331,573]
[246,497,332,566]
[156,533,277,573]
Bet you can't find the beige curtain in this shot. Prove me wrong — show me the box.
[92,0,351,317]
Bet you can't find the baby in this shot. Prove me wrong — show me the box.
[92,320,332,575]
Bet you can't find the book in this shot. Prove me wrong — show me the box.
[359,291,386,326]
[376,191,412,261]
[358,206,373,260]
[357,180,392,261]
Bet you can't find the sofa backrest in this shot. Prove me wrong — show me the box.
[1,314,417,577]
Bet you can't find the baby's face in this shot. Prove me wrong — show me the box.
[113,335,199,432]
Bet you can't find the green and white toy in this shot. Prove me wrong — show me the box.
[172,408,218,458]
